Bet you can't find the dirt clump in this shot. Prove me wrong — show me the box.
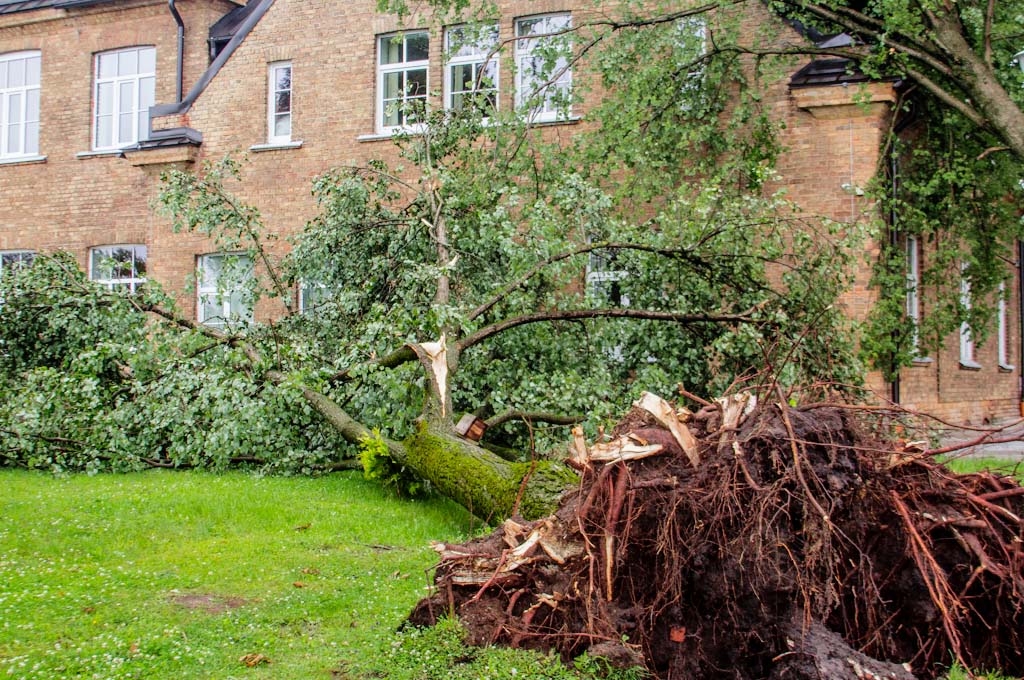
[409,396,1024,679]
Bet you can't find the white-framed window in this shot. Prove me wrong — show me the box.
[587,249,630,307]
[998,281,1013,369]
[377,31,429,133]
[89,244,146,293]
[676,17,707,105]
[298,281,329,314]
[93,46,155,150]
[267,61,292,143]
[197,253,254,329]
[0,51,41,159]
[515,14,572,122]
[445,24,499,115]
[905,236,921,354]
[0,250,35,276]
[959,271,979,368]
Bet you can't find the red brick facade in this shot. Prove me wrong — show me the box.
[0,0,1017,423]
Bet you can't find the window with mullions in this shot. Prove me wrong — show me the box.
[959,271,980,368]
[676,17,707,106]
[515,14,572,122]
[0,250,34,276]
[197,253,254,329]
[377,31,429,133]
[93,46,155,150]
[445,24,499,115]
[267,61,292,143]
[905,236,921,355]
[998,282,1013,370]
[0,51,41,159]
[587,250,630,307]
[90,245,146,293]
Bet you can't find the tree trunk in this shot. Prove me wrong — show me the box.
[403,422,578,521]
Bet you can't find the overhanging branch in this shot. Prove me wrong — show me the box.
[458,308,756,352]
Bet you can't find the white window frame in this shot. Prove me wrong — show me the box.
[89,244,147,293]
[267,61,292,144]
[515,14,572,123]
[0,51,41,159]
[998,281,1013,369]
[959,271,980,368]
[377,31,430,134]
[676,17,707,107]
[93,46,156,151]
[0,249,35,276]
[905,236,921,354]
[444,24,499,116]
[298,281,329,314]
[197,253,254,329]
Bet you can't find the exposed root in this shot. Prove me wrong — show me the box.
[409,395,1024,680]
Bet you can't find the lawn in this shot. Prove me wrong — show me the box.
[0,470,476,679]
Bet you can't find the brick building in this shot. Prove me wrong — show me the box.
[0,0,1018,423]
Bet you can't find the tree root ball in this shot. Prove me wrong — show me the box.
[409,401,1024,680]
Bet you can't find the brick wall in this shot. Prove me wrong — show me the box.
[1,0,1017,423]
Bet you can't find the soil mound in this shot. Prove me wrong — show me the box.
[409,396,1024,679]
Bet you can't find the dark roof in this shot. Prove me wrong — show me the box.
[209,0,259,44]
[789,58,872,88]
[0,0,117,14]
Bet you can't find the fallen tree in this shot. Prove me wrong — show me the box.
[409,392,1024,679]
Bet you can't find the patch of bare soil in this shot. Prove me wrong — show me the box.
[169,593,248,614]
[410,397,1024,680]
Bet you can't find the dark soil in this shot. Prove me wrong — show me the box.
[409,400,1024,680]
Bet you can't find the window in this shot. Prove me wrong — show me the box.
[267,61,292,143]
[905,236,921,354]
[959,272,979,368]
[0,51,41,159]
[377,31,429,133]
[197,253,254,329]
[93,46,155,150]
[90,245,146,293]
[998,282,1013,369]
[299,281,329,314]
[445,24,499,115]
[587,250,629,307]
[515,14,572,122]
[0,250,34,276]
[676,17,707,106]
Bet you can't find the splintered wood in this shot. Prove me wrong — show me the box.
[569,391,754,469]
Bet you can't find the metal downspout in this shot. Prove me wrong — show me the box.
[168,0,184,103]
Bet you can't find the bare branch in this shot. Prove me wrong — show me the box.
[468,238,721,322]
[486,411,585,428]
[458,307,756,352]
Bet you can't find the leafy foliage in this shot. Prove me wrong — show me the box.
[0,254,349,474]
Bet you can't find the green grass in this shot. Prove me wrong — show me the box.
[0,469,479,680]
[942,456,1024,480]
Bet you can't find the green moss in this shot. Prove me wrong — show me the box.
[403,423,576,521]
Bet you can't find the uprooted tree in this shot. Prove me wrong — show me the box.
[2,1,1024,676]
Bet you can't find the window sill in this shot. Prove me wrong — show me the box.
[521,114,582,127]
[77,150,124,159]
[249,140,303,152]
[358,115,582,142]
[911,356,933,366]
[999,363,1015,373]
[959,359,982,371]
[0,154,46,166]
